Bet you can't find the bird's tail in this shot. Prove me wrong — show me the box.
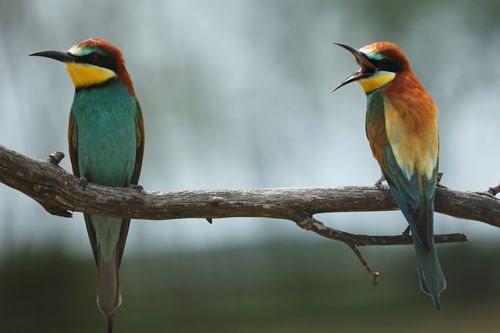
[96,250,122,333]
[412,236,446,309]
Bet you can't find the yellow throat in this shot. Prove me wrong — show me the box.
[65,63,116,88]
[357,71,396,94]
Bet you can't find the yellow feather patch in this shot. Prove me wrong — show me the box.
[358,71,396,94]
[384,100,438,180]
[65,63,116,88]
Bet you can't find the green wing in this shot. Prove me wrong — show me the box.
[131,98,145,185]
[68,101,145,264]
[68,111,80,177]
[115,98,144,263]
[381,145,437,249]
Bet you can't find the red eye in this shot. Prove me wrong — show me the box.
[89,54,99,61]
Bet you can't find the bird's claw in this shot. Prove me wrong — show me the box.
[79,176,88,189]
[436,171,447,188]
[128,184,144,192]
[206,218,213,224]
[402,225,411,236]
[374,174,386,189]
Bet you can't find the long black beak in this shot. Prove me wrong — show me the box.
[29,50,77,63]
[332,43,378,92]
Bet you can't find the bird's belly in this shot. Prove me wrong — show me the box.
[76,112,137,187]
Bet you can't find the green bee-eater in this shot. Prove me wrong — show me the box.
[32,38,145,332]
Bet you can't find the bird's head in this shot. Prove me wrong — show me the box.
[333,41,410,94]
[30,38,134,94]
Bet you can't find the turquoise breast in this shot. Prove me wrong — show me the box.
[71,78,137,261]
[71,78,137,187]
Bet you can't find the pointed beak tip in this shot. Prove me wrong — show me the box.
[28,50,76,63]
[334,43,360,55]
[331,85,341,93]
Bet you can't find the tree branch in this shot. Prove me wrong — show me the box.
[3,144,499,283]
[1,144,498,247]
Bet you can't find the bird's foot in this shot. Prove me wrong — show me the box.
[206,218,213,224]
[402,225,411,236]
[374,174,386,189]
[46,151,65,166]
[79,176,88,189]
[128,184,144,192]
[436,171,447,189]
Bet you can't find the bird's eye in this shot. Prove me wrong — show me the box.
[378,59,389,67]
[376,58,403,72]
[89,53,99,62]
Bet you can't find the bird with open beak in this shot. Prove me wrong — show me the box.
[334,41,445,309]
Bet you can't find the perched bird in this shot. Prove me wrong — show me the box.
[31,39,145,331]
[334,42,445,308]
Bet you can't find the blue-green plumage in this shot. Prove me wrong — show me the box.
[32,38,144,333]
[70,78,139,260]
[72,80,137,185]
[68,76,144,333]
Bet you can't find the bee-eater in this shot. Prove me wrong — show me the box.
[334,41,445,308]
[31,39,145,331]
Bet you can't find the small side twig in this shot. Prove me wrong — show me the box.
[293,213,379,283]
[292,212,466,284]
[488,184,500,197]
[292,214,466,246]
[476,183,500,199]
[345,243,379,285]
[46,151,65,165]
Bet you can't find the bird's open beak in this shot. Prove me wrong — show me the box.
[332,43,378,92]
[29,50,77,63]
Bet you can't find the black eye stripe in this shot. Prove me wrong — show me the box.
[78,52,118,72]
[373,58,403,72]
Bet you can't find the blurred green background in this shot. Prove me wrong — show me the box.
[0,0,499,332]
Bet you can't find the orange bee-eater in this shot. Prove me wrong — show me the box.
[334,41,445,308]
[31,39,145,331]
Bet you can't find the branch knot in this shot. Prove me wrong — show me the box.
[209,196,225,206]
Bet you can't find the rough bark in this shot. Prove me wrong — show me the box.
[1,144,498,248]
[2,144,499,283]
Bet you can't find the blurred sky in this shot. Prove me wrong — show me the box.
[0,0,499,258]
